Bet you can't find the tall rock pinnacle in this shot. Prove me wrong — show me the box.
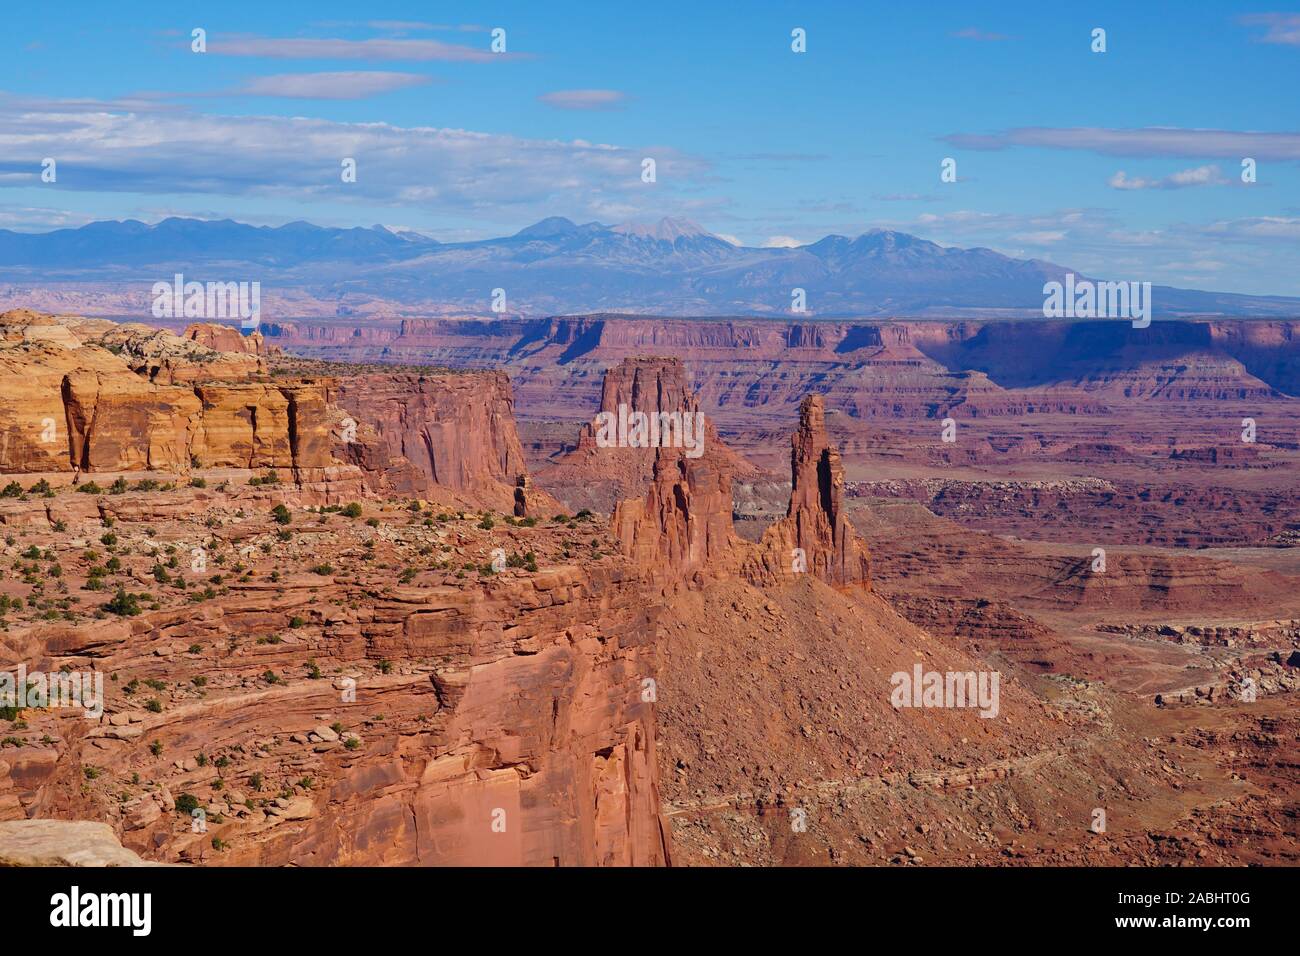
[746,395,871,590]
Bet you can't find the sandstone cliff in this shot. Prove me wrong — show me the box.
[0,314,548,510]
[0,311,316,474]
[183,322,267,357]
[330,371,556,514]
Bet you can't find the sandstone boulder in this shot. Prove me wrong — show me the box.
[0,819,165,866]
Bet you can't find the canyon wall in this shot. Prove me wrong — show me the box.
[261,316,1300,427]
[330,372,551,513]
[0,311,670,866]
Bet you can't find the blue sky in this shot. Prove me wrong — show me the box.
[1,1,1298,294]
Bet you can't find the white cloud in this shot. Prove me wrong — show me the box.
[0,205,93,230]
[239,72,433,99]
[867,205,1300,295]
[948,127,1300,160]
[0,95,706,229]
[950,27,1012,41]
[538,89,626,110]
[1201,216,1300,240]
[762,236,803,248]
[209,34,514,62]
[1108,164,1227,190]
[873,192,943,202]
[1240,13,1300,46]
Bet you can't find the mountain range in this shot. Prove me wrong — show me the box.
[1,216,1297,318]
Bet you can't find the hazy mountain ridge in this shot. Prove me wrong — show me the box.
[1,216,1296,317]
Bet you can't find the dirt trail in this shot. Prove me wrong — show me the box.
[665,735,1095,817]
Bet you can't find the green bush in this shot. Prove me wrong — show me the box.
[174,792,200,815]
[104,589,142,617]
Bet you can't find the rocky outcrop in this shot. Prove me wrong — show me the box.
[0,311,679,868]
[89,321,264,384]
[744,396,871,590]
[183,322,266,357]
[612,394,869,593]
[537,357,761,514]
[0,311,556,514]
[595,357,700,421]
[612,448,740,587]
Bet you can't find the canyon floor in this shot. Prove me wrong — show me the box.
[1,310,1296,867]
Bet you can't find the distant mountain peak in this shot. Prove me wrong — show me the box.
[855,228,931,247]
[514,216,582,239]
[610,217,714,241]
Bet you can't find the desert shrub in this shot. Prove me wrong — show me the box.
[174,793,200,815]
[104,589,142,617]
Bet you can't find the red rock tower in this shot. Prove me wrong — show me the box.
[746,394,871,590]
